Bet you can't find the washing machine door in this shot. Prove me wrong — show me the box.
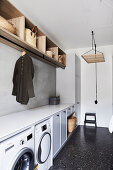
[11,148,34,170]
[37,132,51,164]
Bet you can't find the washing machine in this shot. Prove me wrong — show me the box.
[35,118,53,170]
[0,127,34,170]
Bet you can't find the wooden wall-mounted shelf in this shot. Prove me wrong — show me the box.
[0,0,66,69]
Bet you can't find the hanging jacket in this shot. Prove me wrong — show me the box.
[12,55,35,104]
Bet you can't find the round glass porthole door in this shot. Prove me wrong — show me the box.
[11,149,34,170]
[37,132,51,164]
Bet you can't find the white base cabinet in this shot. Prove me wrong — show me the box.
[61,110,67,145]
[53,113,61,156]
[53,104,75,158]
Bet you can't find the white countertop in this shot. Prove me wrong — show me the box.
[0,103,74,142]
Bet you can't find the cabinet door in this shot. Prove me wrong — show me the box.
[61,110,67,145]
[71,105,75,113]
[53,113,61,156]
[67,107,72,117]
[75,54,81,125]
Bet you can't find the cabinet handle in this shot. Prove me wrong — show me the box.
[57,114,59,117]
[63,111,66,113]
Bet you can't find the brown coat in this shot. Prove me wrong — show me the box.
[12,55,35,104]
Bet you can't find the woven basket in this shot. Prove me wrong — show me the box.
[25,28,37,47]
[37,36,46,53]
[58,55,63,63]
[0,16,16,34]
[46,51,53,58]
[67,115,77,133]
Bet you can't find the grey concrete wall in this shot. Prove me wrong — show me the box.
[0,43,56,117]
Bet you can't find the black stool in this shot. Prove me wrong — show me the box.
[84,113,97,127]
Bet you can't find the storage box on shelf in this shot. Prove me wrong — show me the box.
[25,28,37,47]
[0,0,25,40]
[0,0,66,69]
[26,20,45,50]
[58,48,66,66]
[25,18,38,48]
[37,36,58,60]
[47,47,58,61]
[8,16,25,40]
[37,35,46,53]
[46,38,58,60]
[0,16,16,35]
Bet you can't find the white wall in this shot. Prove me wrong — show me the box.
[76,45,113,127]
[56,52,81,125]
[56,51,75,103]
[57,45,113,127]
[0,43,56,117]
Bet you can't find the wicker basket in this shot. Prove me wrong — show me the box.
[58,55,63,63]
[46,51,53,58]
[37,36,46,53]
[25,28,37,47]
[0,16,16,34]
[67,115,77,133]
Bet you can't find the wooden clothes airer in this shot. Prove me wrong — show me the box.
[82,31,105,64]
[82,31,105,104]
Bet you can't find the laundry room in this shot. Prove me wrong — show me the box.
[0,0,113,170]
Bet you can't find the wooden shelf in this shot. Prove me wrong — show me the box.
[0,27,65,68]
[0,0,66,69]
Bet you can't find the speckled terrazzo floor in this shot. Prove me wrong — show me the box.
[50,126,113,170]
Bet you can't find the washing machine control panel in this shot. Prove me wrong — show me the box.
[27,133,32,141]
[35,120,51,134]
[19,133,33,145]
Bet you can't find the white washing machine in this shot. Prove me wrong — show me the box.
[35,118,53,170]
[0,127,34,170]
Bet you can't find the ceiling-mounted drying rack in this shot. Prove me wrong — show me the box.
[81,31,105,104]
[0,0,66,69]
[82,31,105,64]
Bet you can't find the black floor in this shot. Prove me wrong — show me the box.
[50,126,113,170]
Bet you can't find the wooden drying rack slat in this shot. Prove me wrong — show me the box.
[82,53,105,64]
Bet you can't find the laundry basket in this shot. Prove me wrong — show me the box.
[67,114,77,133]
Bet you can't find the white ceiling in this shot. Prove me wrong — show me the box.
[9,0,113,50]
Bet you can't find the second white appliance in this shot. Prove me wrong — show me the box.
[35,118,53,170]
